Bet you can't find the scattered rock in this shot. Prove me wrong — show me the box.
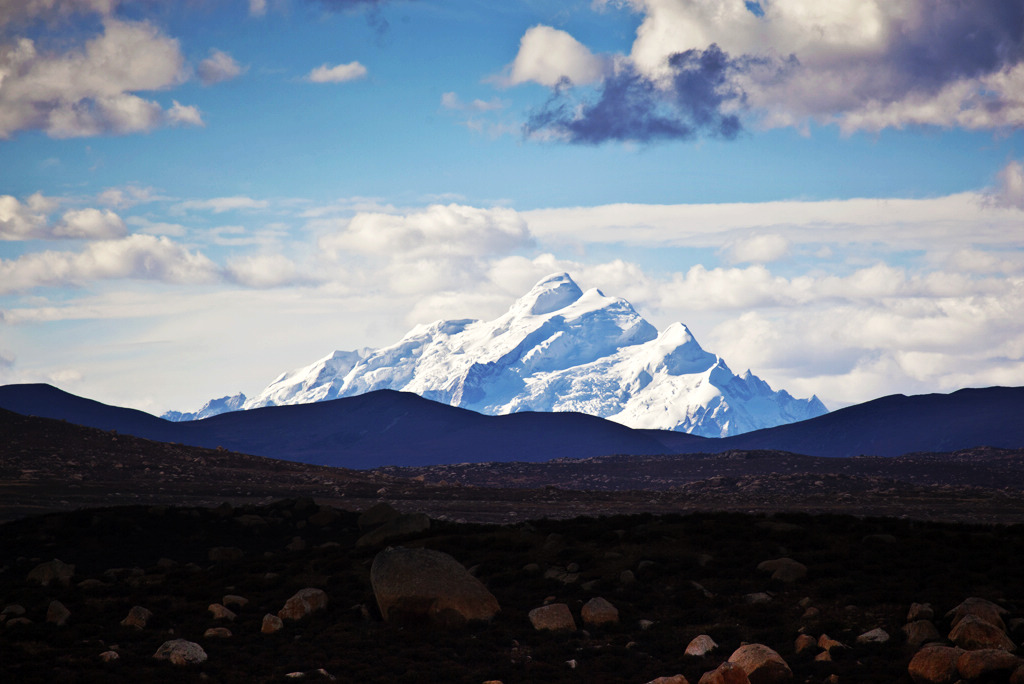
[956,648,1021,680]
[728,643,793,684]
[794,634,817,655]
[528,603,576,632]
[744,592,772,604]
[856,627,890,644]
[222,594,248,608]
[685,634,718,658]
[619,570,636,585]
[904,620,943,648]
[46,600,70,626]
[99,650,119,662]
[948,614,1016,651]
[358,502,401,531]
[947,597,1009,631]
[818,634,844,651]
[699,661,752,684]
[278,588,328,621]
[153,639,208,666]
[371,547,499,626]
[756,558,807,583]
[2,604,25,618]
[204,627,232,638]
[581,597,618,627]
[356,513,431,547]
[261,613,284,634]
[208,603,237,620]
[908,602,935,622]
[208,546,244,563]
[908,645,964,684]
[27,558,74,586]
[121,605,153,629]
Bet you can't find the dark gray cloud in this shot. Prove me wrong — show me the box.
[524,44,752,145]
[306,0,409,34]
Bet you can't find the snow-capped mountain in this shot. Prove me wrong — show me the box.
[167,273,827,436]
[162,393,247,422]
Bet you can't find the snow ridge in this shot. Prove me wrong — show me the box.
[171,273,827,436]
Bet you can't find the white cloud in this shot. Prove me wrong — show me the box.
[307,61,367,83]
[0,0,117,26]
[167,100,204,127]
[498,25,605,87]
[249,0,268,18]
[175,196,269,213]
[226,254,305,288]
[440,92,504,112]
[126,216,188,237]
[0,234,220,293]
[991,159,1024,210]
[97,185,161,209]
[53,208,126,239]
[197,49,245,86]
[0,19,201,138]
[0,192,55,240]
[724,233,790,264]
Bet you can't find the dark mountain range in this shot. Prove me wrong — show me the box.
[1,383,1022,468]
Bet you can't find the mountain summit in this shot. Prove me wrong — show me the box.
[168,273,827,436]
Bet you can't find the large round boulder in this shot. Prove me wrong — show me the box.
[727,644,792,684]
[947,598,1009,632]
[153,639,207,666]
[908,645,964,684]
[370,547,499,627]
[949,614,1016,651]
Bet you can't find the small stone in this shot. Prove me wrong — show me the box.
[27,558,75,586]
[904,620,943,648]
[208,603,237,621]
[756,558,807,583]
[685,634,719,658]
[698,661,751,684]
[278,588,328,621]
[581,597,619,627]
[121,605,153,629]
[99,650,120,662]
[814,651,832,662]
[639,619,655,630]
[529,603,576,632]
[204,627,232,638]
[46,600,70,626]
[728,643,793,684]
[856,628,889,644]
[818,634,844,651]
[261,613,284,633]
[153,639,207,666]
[908,602,934,622]
[745,592,772,604]
[647,676,690,684]
[620,570,636,585]
[794,635,817,655]
[222,594,248,608]
[801,607,820,619]
[2,604,25,617]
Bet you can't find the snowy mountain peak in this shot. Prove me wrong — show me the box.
[170,273,828,436]
[510,272,584,316]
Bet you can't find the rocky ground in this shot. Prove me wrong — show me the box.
[2,408,1024,682]
[2,499,1023,683]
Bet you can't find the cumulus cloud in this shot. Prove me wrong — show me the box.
[991,159,1024,210]
[511,0,1024,143]
[249,0,268,17]
[0,234,219,293]
[175,196,269,213]
[0,0,117,27]
[497,25,606,88]
[53,208,126,239]
[0,19,201,138]
[319,204,534,294]
[226,254,307,288]
[197,49,245,86]
[440,92,503,112]
[307,61,367,83]
[97,185,160,208]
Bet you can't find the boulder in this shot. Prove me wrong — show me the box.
[581,597,619,627]
[685,634,719,658]
[153,639,207,666]
[27,559,74,586]
[222,594,248,608]
[949,614,1016,651]
[648,676,690,684]
[278,588,328,621]
[1013,665,1024,684]
[371,547,499,626]
[908,645,963,684]
[358,501,401,531]
[957,649,1021,680]
[261,613,284,634]
[99,650,119,662]
[756,558,807,583]
[699,662,752,684]
[947,597,1009,631]
[904,620,943,648]
[357,514,431,547]
[818,634,844,651]
[528,603,576,632]
[46,600,70,626]
[121,605,153,629]
[728,644,793,684]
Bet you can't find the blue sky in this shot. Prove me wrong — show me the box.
[2,0,1024,415]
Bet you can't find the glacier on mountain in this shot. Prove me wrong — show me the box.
[165,273,827,437]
